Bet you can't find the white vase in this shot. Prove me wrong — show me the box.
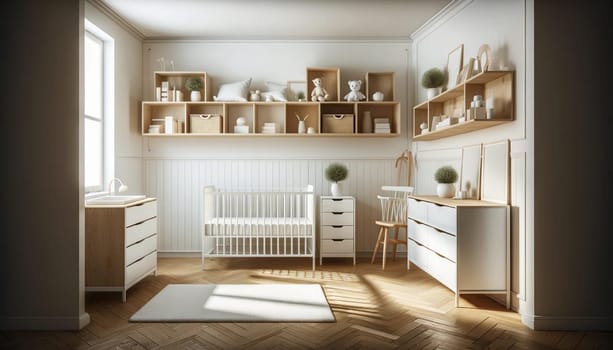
[331,182,342,197]
[427,87,441,100]
[436,183,455,198]
[298,120,306,134]
[190,90,202,102]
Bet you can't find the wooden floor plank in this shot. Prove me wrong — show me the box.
[2,257,613,349]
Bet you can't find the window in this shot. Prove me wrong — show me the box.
[84,31,104,192]
[84,20,114,194]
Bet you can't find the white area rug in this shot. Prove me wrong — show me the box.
[130,284,335,322]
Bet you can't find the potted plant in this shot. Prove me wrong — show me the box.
[421,67,445,100]
[185,77,203,101]
[325,163,348,197]
[434,165,458,198]
[296,91,305,102]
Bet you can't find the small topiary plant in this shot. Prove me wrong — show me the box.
[421,68,445,89]
[185,77,203,91]
[325,163,348,183]
[434,166,458,184]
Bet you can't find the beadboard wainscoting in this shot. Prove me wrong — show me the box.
[143,158,408,255]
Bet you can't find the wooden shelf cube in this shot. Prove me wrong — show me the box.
[306,67,340,102]
[365,72,395,101]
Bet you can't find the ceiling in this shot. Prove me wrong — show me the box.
[97,0,452,40]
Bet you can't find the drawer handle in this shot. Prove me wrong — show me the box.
[332,239,344,242]
[331,212,343,215]
[331,198,343,202]
[332,225,344,228]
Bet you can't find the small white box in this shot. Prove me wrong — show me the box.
[234,125,250,134]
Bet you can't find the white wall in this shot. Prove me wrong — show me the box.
[85,1,143,193]
[410,0,526,311]
[142,40,412,253]
[0,0,87,330]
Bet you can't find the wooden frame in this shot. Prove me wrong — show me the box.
[481,140,510,204]
[476,44,492,73]
[460,143,482,199]
[445,44,464,91]
[459,57,475,83]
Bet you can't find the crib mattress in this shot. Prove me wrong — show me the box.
[204,217,313,236]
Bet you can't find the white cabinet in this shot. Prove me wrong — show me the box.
[407,195,509,308]
[320,196,355,265]
[85,198,158,302]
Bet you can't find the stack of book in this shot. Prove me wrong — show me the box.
[261,122,278,134]
[160,81,169,102]
[374,118,391,134]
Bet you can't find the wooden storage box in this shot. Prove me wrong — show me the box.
[190,114,222,133]
[322,113,354,133]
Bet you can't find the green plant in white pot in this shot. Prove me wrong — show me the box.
[421,67,445,100]
[185,77,203,101]
[434,165,458,198]
[325,163,348,197]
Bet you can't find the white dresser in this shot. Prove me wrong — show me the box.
[85,198,158,302]
[407,195,509,307]
[320,196,355,265]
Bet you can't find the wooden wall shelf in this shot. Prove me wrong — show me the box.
[146,70,401,138]
[412,71,514,141]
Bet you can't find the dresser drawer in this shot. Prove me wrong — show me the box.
[125,251,157,286]
[407,198,427,222]
[426,202,457,235]
[125,200,157,227]
[321,239,353,254]
[125,217,157,247]
[125,234,157,266]
[408,219,456,262]
[321,198,354,213]
[321,225,353,239]
[321,212,353,226]
[409,239,456,291]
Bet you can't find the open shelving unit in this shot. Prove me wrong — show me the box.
[144,69,401,137]
[412,71,514,141]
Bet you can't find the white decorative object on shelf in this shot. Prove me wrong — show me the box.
[296,113,309,134]
[249,90,261,101]
[236,117,246,126]
[310,77,329,102]
[343,80,366,102]
[372,91,384,101]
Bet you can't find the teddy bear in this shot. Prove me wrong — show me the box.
[311,77,329,102]
[344,80,366,101]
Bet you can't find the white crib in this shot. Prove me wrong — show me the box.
[202,185,316,270]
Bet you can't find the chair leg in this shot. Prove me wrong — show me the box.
[392,227,399,261]
[371,226,384,264]
[382,227,389,269]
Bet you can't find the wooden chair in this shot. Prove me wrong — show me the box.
[371,186,413,269]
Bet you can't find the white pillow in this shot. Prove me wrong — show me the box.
[213,78,252,102]
[261,81,287,102]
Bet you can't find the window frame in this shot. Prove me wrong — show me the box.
[84,29,105,193]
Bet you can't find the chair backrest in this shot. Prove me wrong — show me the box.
[377,186,414,223]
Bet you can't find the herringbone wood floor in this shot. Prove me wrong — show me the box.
[2,257,612,349]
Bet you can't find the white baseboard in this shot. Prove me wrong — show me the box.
[158,251,201,258]
[521,313,613,331]
[1,312,90,330]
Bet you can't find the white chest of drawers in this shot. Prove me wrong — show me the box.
[407,195,509,308]
[85,198,158,302]
[320,196,355,265]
